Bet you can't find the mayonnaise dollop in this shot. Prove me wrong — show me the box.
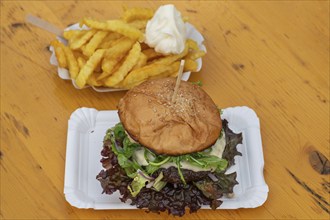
[145,4,186,55]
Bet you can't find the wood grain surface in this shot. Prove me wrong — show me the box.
[1,1,329,219]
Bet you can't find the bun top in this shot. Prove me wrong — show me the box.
[118,77,222,155]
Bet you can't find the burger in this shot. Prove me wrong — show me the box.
[97,78,242,216]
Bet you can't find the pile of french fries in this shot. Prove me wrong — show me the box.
[51,7,205,89]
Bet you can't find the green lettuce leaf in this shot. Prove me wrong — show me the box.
[122,136,140,158]
[113,123,125,142]
[175,156,187,185]
[108,124,142,178]
[145,164,161,175]
[128,171,152,197]
[192,80,203,86]
[185,154,228,172]
[152,172,167,191]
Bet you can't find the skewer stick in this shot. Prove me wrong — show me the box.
[171,60,185,103]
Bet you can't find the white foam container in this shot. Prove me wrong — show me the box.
[64,106,269,209]
[50,23,206,92]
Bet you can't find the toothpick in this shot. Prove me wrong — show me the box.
[171,60,185,103]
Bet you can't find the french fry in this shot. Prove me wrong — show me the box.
[132,52,147,70]
[152,43,189,65]
[186,39,205,60]
[186,50,206,60]
[81,18,144,41]
[149,61,181,80]
[63,49,79,78]
[63,30,85,40]
[104,37,135,59]
[121,7,154,22]
[142,48,163,61]
[100,37,135,76]
[166,59,197,78]
[75,49,105,88]
[53,45,67,68]
[99,59,122,80]
[120,63,172,89]
[83,30,108,57]
[101,36,126,50]
[98,40,113,50]
[100,57,127,80]
[98,32,122,49]
[128,19,148,30]
[69,29,97,50]
[183,59,198,72]
[186,39,199,51]
[104,42,141,87]
[87,73,103,87]
[149,71,173,80]
[51,40,79,78]
[77,57,86,69]
[67,30,88,46]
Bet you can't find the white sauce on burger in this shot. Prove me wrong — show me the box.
[132,132,226,172]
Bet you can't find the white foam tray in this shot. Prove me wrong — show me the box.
[50,23,206,92]
[64,106,269,209]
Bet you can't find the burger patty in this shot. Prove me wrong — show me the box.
[152,166,210,183]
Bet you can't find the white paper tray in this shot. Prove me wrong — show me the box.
[64,106,269,209]
[50,23,206,92]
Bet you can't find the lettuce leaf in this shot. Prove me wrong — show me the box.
[107,123,142,178]
[122,136,139,158]
[113,123,125,142]
[185,154,228,172]
[192,80,203,86]
[152,172,166,191]
[128,171,152,197]
[222,120,243,167]
[194,172,238,199]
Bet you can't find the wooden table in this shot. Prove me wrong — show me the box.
[1,1,329,219]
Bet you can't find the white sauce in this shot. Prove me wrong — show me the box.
[145,4,186,55]
[133,148,149,166]
[132,132,226,172]
[209,132,226,158]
